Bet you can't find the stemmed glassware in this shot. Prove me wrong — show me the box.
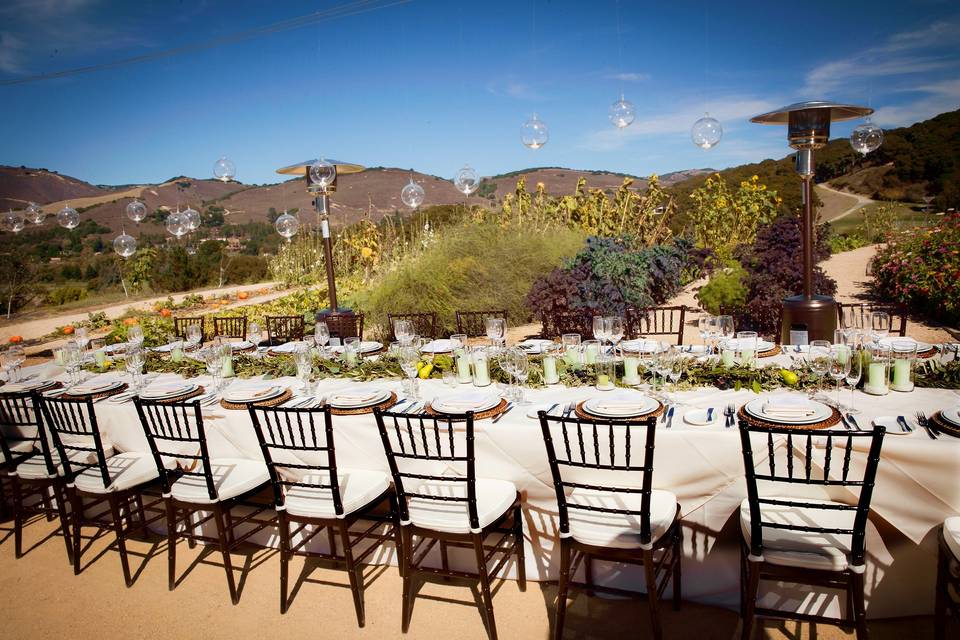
[654,345,675,401]
[399,345,421,399]
[870,311,890,343]
[200,346,224,392]
[846,349,862,414]
[592,316,609,348]
[665,346,684,404]
[485,317,506,350]
[314,321,330,356]
[184,324,201,350]
[248,321,262,347]
[698,315,713,353]
[829,345,852,409]
[127,325,144,349]
[75,327,90,354]
[293,343,312,394]
[506,348,530,405]
[394,319,414,346]
[607,316,625,355]
[717,316,734,355]
[807,340,832,400]
[3,345,26,383]
[125,345,146,391]
[62,341,83,386]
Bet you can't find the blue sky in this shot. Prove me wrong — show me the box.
[0,0,958,186]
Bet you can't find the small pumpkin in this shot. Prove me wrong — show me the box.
[160,308,172,318]
[62,325,75,335]
[238,291,249,300]
[123,317,138,326]
[8,335,23,344]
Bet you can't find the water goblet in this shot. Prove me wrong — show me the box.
[698,315,713,352]
[807,340,832,400]
[128,325,144,349]
[607,316,625,354]
[510,348,530,405]
[399,345,421,399]
[248,321,262,347]
[125,345,146,391]
[870,311,890,343]
[394,319,414,346]
[592,316,609,347]
[846,349,862,414]
[184,324,201,350]
[829,345,852,409]
[485,317,506,349]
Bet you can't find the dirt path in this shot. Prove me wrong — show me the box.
[2,282,290,351]
[816,182,874,222]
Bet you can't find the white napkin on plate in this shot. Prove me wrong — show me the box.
[270,341,308,353]
[328,389,385,404]
[621,340,660,353]
[763,395,816,417]
[435,391,498,410]
[230,340,254,350]
[421,339,455,352]
[223,382,280,403]
[140,382,194,398]
[3,379,51,392]
[589,391,649,411]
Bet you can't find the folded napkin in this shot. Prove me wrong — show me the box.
[71,378,123,394]
[3,379,51,392]
[329,341,381,354]
[103,343,127,354]
[588,391,648,411]
[151,342,180,353]
[763,395,816,417]
[270,341,308,353]
[435,391,497,409]
[230,340,254,350]
[518,339,554,352]
[421,339,455,352]
[620,340,660,353]
[140,382,193,398]
[223,383,280,403]
[329,390,384,404]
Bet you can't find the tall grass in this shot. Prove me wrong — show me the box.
[350,221,586,338]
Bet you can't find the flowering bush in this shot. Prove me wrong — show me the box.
[872,213,960,325]
[689,174,781,263]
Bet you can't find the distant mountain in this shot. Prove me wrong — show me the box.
[0,166,110,210]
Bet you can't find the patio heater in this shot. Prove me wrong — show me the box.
[750,101,873,343]
[276,158,365,323]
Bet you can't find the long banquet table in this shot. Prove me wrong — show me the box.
[13,355,960,619]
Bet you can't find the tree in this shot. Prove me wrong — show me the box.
[0,249,39,318]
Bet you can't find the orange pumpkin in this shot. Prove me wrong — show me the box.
[123,317,138,326]
[62,325,75,335]
[238,291,249,300]
[9,335,23,344]
[160,308,172,317]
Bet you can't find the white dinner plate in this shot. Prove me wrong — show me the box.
[327,388,391,409]
[2,379,56,392]
[872,415,913,436]
[683,408,720,426]
[723,338,776,353]
[876,337,934,353]
[517,339,555,354]
[223,385,284,404]
[431,392,501,414]
[939,407,960,427]
[139,382,197,400]
[743,397,833,425]
[620,340,666,354]
[419,339,456,353]
[269,341,310,354]
[69,380,124,395]
[328,341,383,354]
[581,392,659,418]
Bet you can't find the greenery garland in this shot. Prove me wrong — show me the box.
[81,349,960,393]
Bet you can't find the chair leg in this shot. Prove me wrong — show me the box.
[41,485,54,521]
[672,530,682,611]
[934,543,948,640]
[213,504,239,605]
[741,559,761,640]
[400,526,414,633]
[0,475,8,520]
[68,488,84,575]
[513,503,526,591]
[135,493,148,538]
[279,511,290,614]
[52,482,74,565]
[850,570,869,640]
[585,554,594,596]
[440,540,450,576]
[166,499,177,591]
[390,495,404,578]
[473,533,498,640]
[339,521,366,627]
[642,549,663,640]
[183,509,196,548]
[554,538,571,640]
[11,475,25,558]
[108,493,134,587]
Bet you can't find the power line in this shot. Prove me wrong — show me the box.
[0,0,412,87]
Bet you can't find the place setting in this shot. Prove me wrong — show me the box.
[573,389,664,423]
[136,380,206,404]
[324,386,396,415]
[327,340,385,357]
[736,393,841,430]
[219,380,292,410]
[423,389,509,421]
[55,376,130,401]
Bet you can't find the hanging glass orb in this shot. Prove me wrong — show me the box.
[453,164,480,195]
[400,179,425,208]
[165,210,188,238]
[57,205,80,229]
[113,232,137,258]
[274,211,299,241]
[521,113,549,149]
[126,199,147,223]
[213,156,236,182]
[26,202,44,225]
[183,207,201,231]
[691,113,723,149]
[2,210,25,233]
[310,158,337,188]
[609,95,636,129]
[850,118,884,155]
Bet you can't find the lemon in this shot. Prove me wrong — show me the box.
[418,363,434,379]
[779,369,799,386]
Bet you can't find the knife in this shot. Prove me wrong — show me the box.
[661,406,670,424]
[839,413,852,430]
[492,402,513,423]
[896,416,912,433]
[846,413,862,431]
[706,407,714,423]
[545,403,559,417]
[666,406,675,429]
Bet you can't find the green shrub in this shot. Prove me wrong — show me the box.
[46,285,88,306]
[352,222,585,338]
[828,233,870,254]
[696,264,748,314]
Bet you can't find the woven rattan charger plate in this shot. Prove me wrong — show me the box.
[63,382,129,402]
[758,345,782,358]
[220,388,292,410]
[329,392,398,416]
[425,398,509,422]
[931,412,960,438]
[737,405,842,430]
[574,399,665,423]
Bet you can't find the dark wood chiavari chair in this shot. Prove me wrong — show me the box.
[134,397,273,604]
[538,412,682,640]
[213,316,248,339]
[323,312,365,341]
[174,316,205,341]
[265,315,305,346]
[737,419,886,640]
[248,404,397,622]
[837,302,908,337]
[1,390,74,562]
[373,408,524,640]
[387,312,439,341]
[542,310,594,339]
[456,310,508,338]
[625,305,686,345]
[38,394,163,586]
[936,517,960,640]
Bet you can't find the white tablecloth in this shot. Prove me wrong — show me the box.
[11,358,960,618]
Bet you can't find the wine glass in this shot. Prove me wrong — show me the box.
[846,349,862,415]
[717,316,734,356]
[75,326,89,352]
[185,324,202,350]
[607,316,624,354]
[500,349,518,401]
[293,343,312,394]
[394,319,414,346]
[200,347,224,392]
[8,345,25,382]
[593,316,609,347]
[125,345,146,391]
[870,311,890,343]
[829,345,852,409]
[485,317,506,348]
[842,306,863,334]
[314,322,330,355]
[807,340,832,400]
[127,325,144,349]
[655,345,675,401]
[248,321,262,347]
[666,346,684,404]
[511,349,530,405]
[697,315,712,351]
[399,345,421,399]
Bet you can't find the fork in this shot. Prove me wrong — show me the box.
[724,403,736,428]
[915,411,938,440]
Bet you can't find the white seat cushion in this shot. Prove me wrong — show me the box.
[170,458,269,504]
[14,454,60,480]
[8,439,36,454]
[944,516,960,561]
[283,469,390,519]
[739,497,859,572]
[72,452,159,494]
[566,488,678,549]
[406,478,517,534]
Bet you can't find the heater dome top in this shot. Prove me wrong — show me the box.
[750,101,873,125]
[276,159,365,175]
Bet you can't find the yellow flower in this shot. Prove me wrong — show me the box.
[751,175,759,181]
[536,182,545,190]
[360,247,373,259]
